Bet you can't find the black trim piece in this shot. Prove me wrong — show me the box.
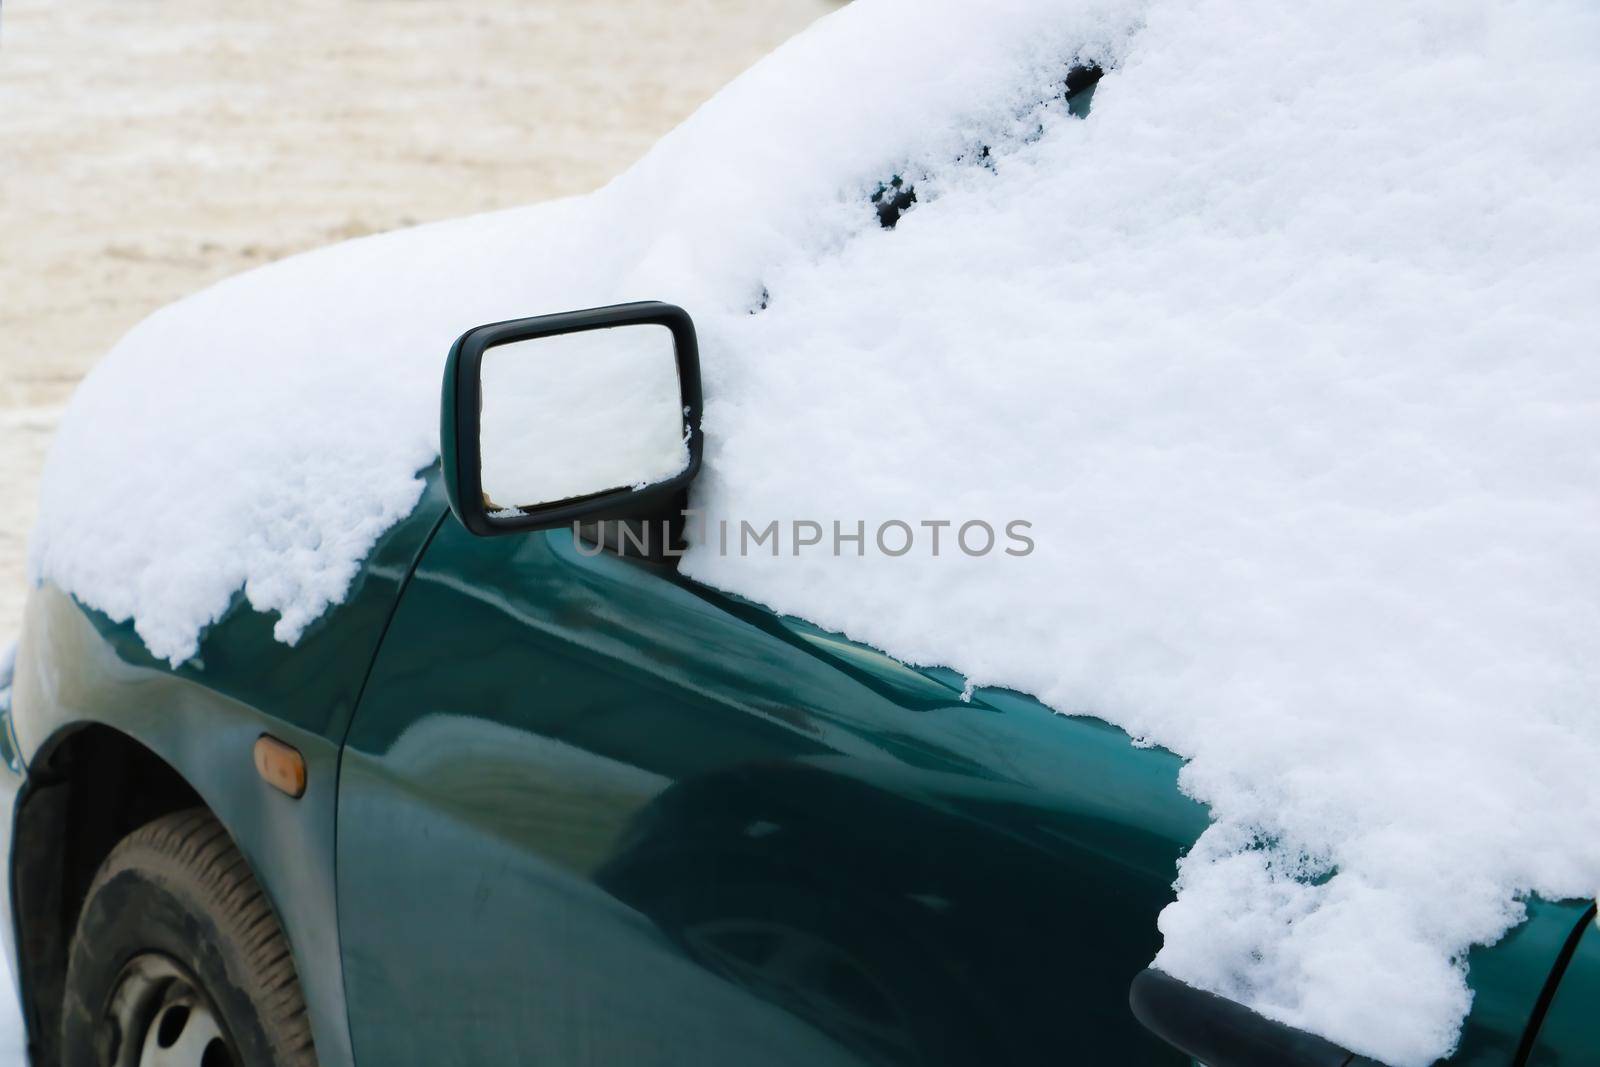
[1129,969,1385,1067]
[1512,900,1597,1067]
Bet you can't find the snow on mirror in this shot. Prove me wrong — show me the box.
[478,324,689,512]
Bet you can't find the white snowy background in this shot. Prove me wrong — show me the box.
[14,0,1600,1064]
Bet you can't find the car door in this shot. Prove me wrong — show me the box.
[335,515,1198,1066]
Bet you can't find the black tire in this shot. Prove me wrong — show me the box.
[60,808,318,1067]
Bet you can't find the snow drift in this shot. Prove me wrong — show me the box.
[29,0,1600,1062]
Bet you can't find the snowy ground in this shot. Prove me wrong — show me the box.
[0,0,835,1058]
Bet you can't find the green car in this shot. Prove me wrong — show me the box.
[1,300,1595,1067]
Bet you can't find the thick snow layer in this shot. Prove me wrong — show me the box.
[29,0,1600,1061]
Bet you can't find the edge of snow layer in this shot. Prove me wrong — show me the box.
[29,1,1600,1062]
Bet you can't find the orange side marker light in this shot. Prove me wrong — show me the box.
[254,734,306,798]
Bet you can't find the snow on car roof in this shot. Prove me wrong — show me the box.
[29,0,1600,1062]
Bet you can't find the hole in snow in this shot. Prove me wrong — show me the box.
[870,176,917,230]
[1064,61,1103,118]
[868,61,1104,231]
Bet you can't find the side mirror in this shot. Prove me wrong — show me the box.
[441,301,703,537]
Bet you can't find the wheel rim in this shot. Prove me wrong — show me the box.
[101,954,238,1067]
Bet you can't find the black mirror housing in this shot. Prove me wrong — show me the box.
[440,301,703,537]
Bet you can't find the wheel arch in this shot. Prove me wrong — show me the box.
[13,722,208,1064]
[7,486,452,1067]
[10,705,351,1067]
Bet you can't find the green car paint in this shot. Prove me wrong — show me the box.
[2,466,1595,1065]
[336,507,1207,1065]
[1452,899,1598,1065]
[1525,908,1600,1065]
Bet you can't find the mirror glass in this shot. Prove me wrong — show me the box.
[479,324,688,513]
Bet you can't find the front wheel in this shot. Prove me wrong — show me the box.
[60,808,318,1067]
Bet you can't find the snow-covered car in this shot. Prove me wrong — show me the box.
[8,1,1600,1065]
[4,294,1594,1067]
